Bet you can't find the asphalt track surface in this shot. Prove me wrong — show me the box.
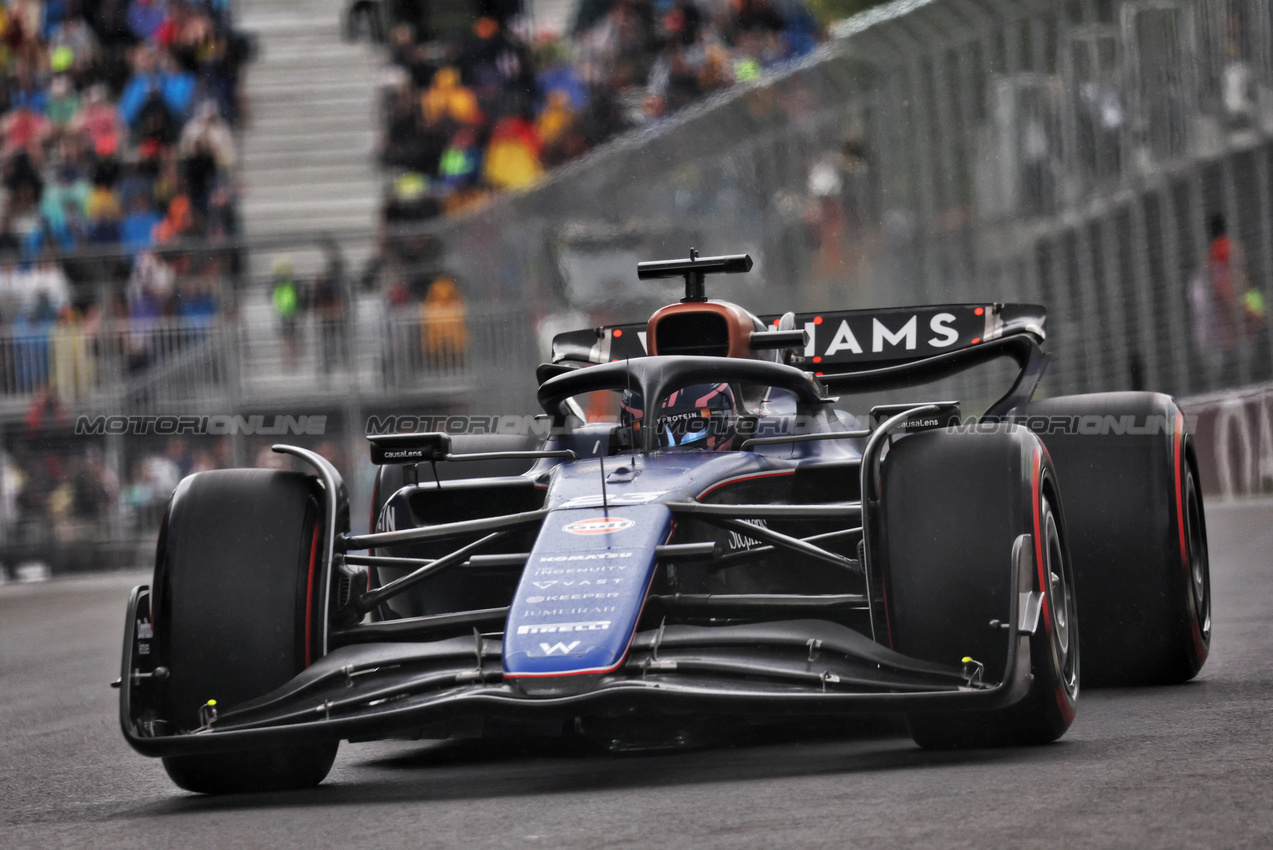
[2,502,1272,849]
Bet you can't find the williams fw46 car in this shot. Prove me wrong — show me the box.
[118,252,1211,794]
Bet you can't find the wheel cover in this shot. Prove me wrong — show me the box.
[1185,473,1211,640]
[1043,504,1079,699]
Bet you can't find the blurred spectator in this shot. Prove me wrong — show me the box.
[142,438,183,499]
[437,126,481,190]
[1190,214,1267,386]
[537,89,576,147]
[119,44,196,132]
[271,255,301,369]
[70,84,122,156]
[421,274,467,369]
[120,193,161,255]
[421,65,481,126]
[129,0,168,42]
[483,111,542,189]
[312,241,347,374]
[24,384,66,430]
[179,99,234,198]
[50,303,93,404]
[122,459,157,531]
[387,277,412,308]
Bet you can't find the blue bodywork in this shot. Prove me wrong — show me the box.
[502,451,794,685]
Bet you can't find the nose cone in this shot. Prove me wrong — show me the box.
[502,504,671,692]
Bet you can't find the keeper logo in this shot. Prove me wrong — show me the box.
[562,516,635,535]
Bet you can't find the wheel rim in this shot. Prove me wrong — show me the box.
[1043,502,1079,698]
[1185,472,1211,640]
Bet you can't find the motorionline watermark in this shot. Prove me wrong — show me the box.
[363,412,1200,439]
[75,414,329,436]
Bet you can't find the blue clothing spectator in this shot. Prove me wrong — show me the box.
[42,0,70,40]
[12,312,51,390]
[128,0,167,41]
[177,288,217,333]
[119,70,197,126]
[10,85,49,116]
[121,205,161,254]
[537,65,589,112]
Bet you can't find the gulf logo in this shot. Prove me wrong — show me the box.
[562,516,635,535]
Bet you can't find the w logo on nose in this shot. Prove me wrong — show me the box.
[539,640,582,656]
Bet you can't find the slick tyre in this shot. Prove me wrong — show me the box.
[1015,393,1211,685]
[877,428,1079,748]
[152,469,338,793]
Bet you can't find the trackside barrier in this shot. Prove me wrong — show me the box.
[1182,383,1273,498]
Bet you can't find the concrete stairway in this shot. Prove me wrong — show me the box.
[237,0,383,243]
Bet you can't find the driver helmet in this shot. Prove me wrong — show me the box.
[621,383,737,451]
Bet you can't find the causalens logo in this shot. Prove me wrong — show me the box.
[75,414,328,436]
[562,517,635,535]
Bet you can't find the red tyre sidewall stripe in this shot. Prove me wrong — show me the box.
[1032,449,1049,635]
[1174,412,1207,658]
[1033,446,1075,723]
[304,524,320,668]
[1174,413,1187,572]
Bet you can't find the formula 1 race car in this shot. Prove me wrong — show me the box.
[117,251,1211,793]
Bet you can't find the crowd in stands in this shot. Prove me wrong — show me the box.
[0,0,250,353]
[376,0,823,228]
[0,434,237,578]
[0,0,252,416]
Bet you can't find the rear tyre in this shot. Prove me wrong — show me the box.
[1015,393,1211,685]
[153,469,338,793]
[877,428,1079,749]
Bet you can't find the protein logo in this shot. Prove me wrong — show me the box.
[562,516,635,535]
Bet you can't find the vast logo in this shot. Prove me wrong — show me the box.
[539,641,582,655]
[562,516,635,535]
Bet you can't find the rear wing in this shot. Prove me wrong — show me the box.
[551,303,1046,375]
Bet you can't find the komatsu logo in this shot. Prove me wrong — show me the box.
[539,641,582,655]
[562,517,635,535]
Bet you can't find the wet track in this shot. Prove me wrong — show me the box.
[2,502,1272,849]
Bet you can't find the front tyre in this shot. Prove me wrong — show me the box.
[907,486,1079,748]
[878,428,1079,748]
[152,469,338,793]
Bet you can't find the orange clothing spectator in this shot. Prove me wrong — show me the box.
[420,275,468,368]
[537,90,575,147]
[153,194,194,243]
[421,67,482,126]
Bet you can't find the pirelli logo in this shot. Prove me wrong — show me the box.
[515,621,612,635]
